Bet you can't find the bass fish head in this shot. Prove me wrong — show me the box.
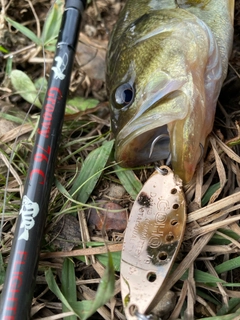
[106,3,233,183]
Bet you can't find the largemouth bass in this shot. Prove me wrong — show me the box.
[106,0,234,183]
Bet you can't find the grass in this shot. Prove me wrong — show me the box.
[0,0,240,319]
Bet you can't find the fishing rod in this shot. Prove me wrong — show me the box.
[0,0,86,318]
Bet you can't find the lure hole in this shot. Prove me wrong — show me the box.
[157,251,168,261]
[166,234,174,242]
[171,219,178,226]
[156,166,169,175]
[161,168,169,175]
[171,188,177,194]
[147,272,157,282]
[172,203,179,209]
[129,304,138,316]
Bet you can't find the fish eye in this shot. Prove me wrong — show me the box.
[114,83,134,109]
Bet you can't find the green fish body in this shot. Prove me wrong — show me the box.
[106,0,234,183]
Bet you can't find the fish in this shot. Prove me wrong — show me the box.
[106,0,234,183]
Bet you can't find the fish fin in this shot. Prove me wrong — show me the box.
[169,118,202,184]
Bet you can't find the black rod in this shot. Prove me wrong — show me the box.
[0,1,86,318]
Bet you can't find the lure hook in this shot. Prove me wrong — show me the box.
[149,134,169,158]
[166,152,172,166]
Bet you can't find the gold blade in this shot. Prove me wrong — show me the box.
[121,166,186,319]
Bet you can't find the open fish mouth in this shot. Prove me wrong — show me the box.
[115,124,170,167]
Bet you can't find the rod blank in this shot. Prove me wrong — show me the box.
[0,1,86,318]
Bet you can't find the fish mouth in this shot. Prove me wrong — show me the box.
[115,122,170,167]
[113,78,190,167]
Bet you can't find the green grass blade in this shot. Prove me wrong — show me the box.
[44,43,58,52]
[34,77,48,104]
[5,17,41,45]
[194,269,226,284]
[201,182,220,206]
[201,309,240,320]
[114,164,142,199]
[75,242,121,271]
[0,253,5,285]
[0,45,9,53]
[70,140,114,204]
[96,251,121,272]
[209,228,240,245]
[61,259,77,320]
[0,112,26,124]
[196,289,221,306]
[5,56,13,76]
[45,268,74,312]
[46,268,93,319]
[178,267,226,284]
[55,179,72,198]
[219,228,240,240]
[215,256,240,274]
[65,252,116,319]
[221,283,240,287]
[66,97,99,114]
[10,70,42,108]
[217,298,240,316]
[81,252,115,320]
[41,0,63,45]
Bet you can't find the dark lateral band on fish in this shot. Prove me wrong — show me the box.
[0,1,86,318]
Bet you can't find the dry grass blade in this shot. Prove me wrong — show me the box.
[40,243,123,259]
[208,136,227,204]
[169,281,188,320]
[214,132,240,163]
[187,191,240,223]
[0,152,24,197]
[0,123,34,143]
[78,209,95,265]
[35,312,76,320]
[185,265,196,320]
[204,259,229,306]
[185,214,240,240]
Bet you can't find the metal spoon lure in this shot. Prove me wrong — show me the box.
[121,166,186,319]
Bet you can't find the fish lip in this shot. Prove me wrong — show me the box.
[115,119,171,167]
[116,117,167,145]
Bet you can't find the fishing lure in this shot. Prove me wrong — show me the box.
[121,166,186,319]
